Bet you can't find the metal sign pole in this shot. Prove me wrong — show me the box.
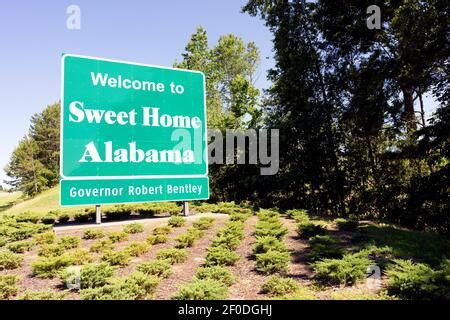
[95,205,101,224]
[183,201,189,216]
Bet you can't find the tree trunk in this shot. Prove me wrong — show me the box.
[402,86,416,132]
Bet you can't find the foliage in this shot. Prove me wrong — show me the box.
[123,223,144,234]
[194,266,235,286]
[193,217,215,230]
[168,215,186,227]
[297,223,327,239]
[61,262,116,289]
[90,239,114,253]
[156,248,188,264]
[68,248,94,265]
[83,229,105,240]
[205,246,240,266]
[80,272,159,300]
[252,236,288,255]
[38,244,64,257]
[101,250,131,267]
[137,260,172,278]
[6,240,34,253]
[335,218,359,232]
[0,250,23,270]
[171,279,228,300]
[31,254,75,278]
[385,259,449,300]
[58,236,80,249]
[307,235,344,262]
[125,241,150,257]
[0,274,20,299]
[146,234,168,245]
[108,231,129,243]
[33,231,55,244]
[152,225,172,236]
[255,250,290,274]
[18,290,67,300]
[175,233,197,248]
[261,275,299,297]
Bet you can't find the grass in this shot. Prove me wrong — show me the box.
[0,192,23,212]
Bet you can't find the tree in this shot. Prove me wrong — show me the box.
[4,103,60,196]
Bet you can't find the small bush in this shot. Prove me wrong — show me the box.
[16,212,41,223]
[307,235,344,261]
[57,212,70,224]
[18,290,67,300]
[67,248,94,265]
[255,250,290,274]
[211,235,241,250]
[123,223,144,234]
[153,225,172,236]
[193,217,215,230]
[255,221,288,239]
[146,234,168,245]
[195,266,235,286]
[108,231,129,243]
[61,262,116,289]
[175,233,197,248]
[0,250,23,270]
[286,209,309,224]
[172,279,228,300]
[252,236,288,255]
[33,231,56,244]
[297,223,326,239]
[83,229,105,240]
[38,244,65,257]
[168,215,186,227]
[0,274,20,299]
[156,248,187,264]
[74,211,93,222]
[125,241,151,257]
[261,275,299,297]
[101,250,131,267]
[187,227,204,239]
[80,272,159,300]
[41,215,56,225]
[313,252,372,285]
[335,218,359,232]
[385,259,449,299]
[90,239,114,253]
[205,246,240,266]
[6,240,34,253]
[137,259,172,278]
[31,255,75,278]
[58,236,81,249]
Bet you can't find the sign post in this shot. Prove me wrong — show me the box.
[60,54,209,207]
[183,201,189,216]
[95,205,101,224]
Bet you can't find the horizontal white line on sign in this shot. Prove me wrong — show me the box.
[60,174,208,181]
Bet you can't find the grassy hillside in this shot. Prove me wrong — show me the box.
[0,191,23,212]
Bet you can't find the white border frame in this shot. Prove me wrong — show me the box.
[60,53,209,180]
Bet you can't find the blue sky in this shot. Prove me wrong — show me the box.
[0,0,274,186]
[0,1,439,187]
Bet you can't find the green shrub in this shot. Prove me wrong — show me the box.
[18,290,67,300]
[229,213,250,222]
[125,241,150,257]
[123,223,144,234]
[137,259,172,278]
[172,279,227,300]
[261,275,299,296]
[108,231,129,243]
[385,259,449,299]
[41,215,56,225]
[313,253,372,285]
[16,212,41,223]
[6,240,34,253]
[6,223,51,241]
[335,218,359,232]
[175,233,197,248]
[0,250,23,270]
[193,217,215,230]
[57,212,70,224]
[286,209,309,223]
[168,215,186,227]
[38,244,65,257]
[255,221,288,239]
[58,236,81,249]
[211,234,241,250]
[67,248,94,265]
[146,234,168,245]
[205,246,240,266]
[33,231,55,244]
[195,266,235,286]
[74,211,93,222]
[31,254,75,278]
[255,250,290,274]
[307,235,344,261]
[83,229,105,240]
[0,274,20,299]
[297,223,326,239]
[156,248,187,264]
[80,272,159,300]
[252,236,288,255]
[187,227,204,238]
[101,250,131,266]
[153,225,172,235]
[61,262,117,289]
[90,239,114,253]
[0,236,7,247]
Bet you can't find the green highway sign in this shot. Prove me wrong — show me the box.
[60,54,209,206]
